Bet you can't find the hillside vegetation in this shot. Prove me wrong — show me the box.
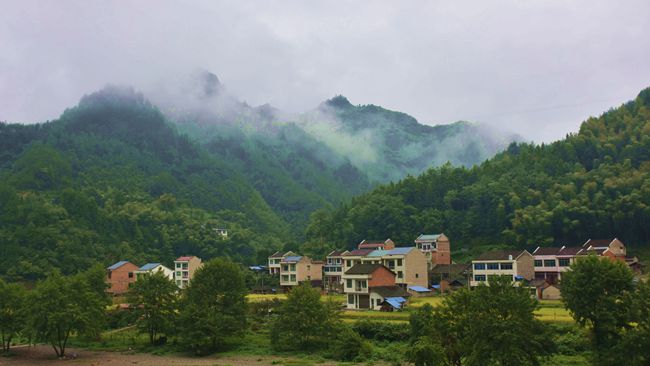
[305,88,650,253]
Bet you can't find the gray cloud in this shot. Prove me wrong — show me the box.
[1,0,649,142]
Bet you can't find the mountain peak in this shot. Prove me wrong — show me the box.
[324,95,353,109]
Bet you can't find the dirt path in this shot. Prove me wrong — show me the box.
[0,345,308,366]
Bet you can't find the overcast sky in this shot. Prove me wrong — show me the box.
[1,1,649,142]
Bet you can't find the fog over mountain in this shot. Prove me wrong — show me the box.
[2,1,649,142]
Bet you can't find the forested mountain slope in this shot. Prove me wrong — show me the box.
[305,88,650,253]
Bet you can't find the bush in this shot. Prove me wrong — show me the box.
[105,308,136,329]
[329,326,372,361]
[549,324,590,356]
[353,320,410,342]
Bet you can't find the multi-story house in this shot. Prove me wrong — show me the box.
[343,263,409,310]
[414,233,451,270]
[470,250,534,287]
[342,249,375,273]
[106,261,139,295]
[135,262,174,281]
[267,251,296,275]
[532,246,584,284]
[356,247,428,288]
[174,256,202,289]
[357,239,396,251]
[323,250,349,293]
[582,238,627,261]
[279,255,323,291]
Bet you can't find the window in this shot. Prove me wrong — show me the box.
[474,275,486,282]
[360,280,367,288]
[397,259,403,266]
[283,265,288,271]
[388,260,395,268]
[487,263,499,270]
[176,271,181,278]
[107,271,112,279]
[347,279,353,288]
[282,275,289,282]
[534,260,543,267]
[346,260,352,267]
[128,272,133,278]
[544,259,556,267]
[474,263,486,270]
[415,273,419,278]
[290,264,296,271]
[307,265,311,271]
[176,263,181,268]
[500,263,513,270]
[348,294,354,304]
[176,280,181,286]
[397,271,403,278]
[558,258,570,267]
[182,263,188,269]
[307,275,311,281]
[290,274,296,282]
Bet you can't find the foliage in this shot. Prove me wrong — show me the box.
[0,278,26,353]
[406,336,447,366]
[306,88,650,251]
[328,324,373,361]
[616,280,650,365]
[24,269,109,357]
[177,258,248,354]
[126,271,179,344]
[270,283,339,350]
[352,319,411,342]
[410,276,554,366]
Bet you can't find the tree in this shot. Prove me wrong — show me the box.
[177,258,248,354]
[270,283,339,350]
[126,271,178,344]
[410,276,553,366]
[25,270,107,357]
[0,278,26,353]
[616,280,650,366]
[561,255,634,364]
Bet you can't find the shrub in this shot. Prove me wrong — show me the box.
[329,326,372,361]
[353,320,410,342]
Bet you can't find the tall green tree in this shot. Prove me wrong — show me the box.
[270,283,340,350]
[126,271,178,344]
[561,256,635,364]
[25,270,108,357]
[177,258,248,354]
[0,278,26,353]
[616,280,650,366]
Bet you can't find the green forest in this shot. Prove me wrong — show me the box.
[304,88,650,255]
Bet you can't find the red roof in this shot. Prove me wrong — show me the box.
[175,256,195,262]
[583,239,614,248]
[359,243,385,249]
[558,247,585,256]
[533,247,563,255]
[344,249,374,257]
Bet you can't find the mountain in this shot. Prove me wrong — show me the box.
[297,95,521,183]
[304,88,650,254]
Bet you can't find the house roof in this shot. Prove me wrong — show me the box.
[583,238,615,248]
[282,256,303,263]
[430,263,471,275]
[138,263,161,271]
[416,234,442,241]
[175,256,196,262]
[367,250,389,257]
[527,278,549,288]
[345,263,392,275]
[359,243,386,249]
[384,297,407,309]
[586,247,609,255]
[107,261,130,271]
[533,247,563,255]
[372,286,411,298]
[385,247,416,255]
[344,249,375,257]
[327,250,346,257]
[558,247,585,256]
[269,251,283,258]
[475,250,527,261]
[408,286,431,293]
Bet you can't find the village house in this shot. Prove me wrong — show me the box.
[135,262,174,281]
[343,246,428,289]
[323,250,349,293]
[106,260,139,295]
[174,256,202,289]
[342,249,375,273]
[342,263,410,310]
[582,238,627,261]
[532,246,585,284]
[470,250,534,287]
[267,251,296,275]
[414,233,452,270]
[357,239,396,250]
[279,255,323,291]
[429,263,471,292]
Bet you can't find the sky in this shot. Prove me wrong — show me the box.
[1,1,649,142]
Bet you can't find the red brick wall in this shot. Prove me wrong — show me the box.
[368,267,396,287]
[106,262,139,295]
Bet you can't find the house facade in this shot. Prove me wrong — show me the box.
[174,256,202,289]
[106,261,139,295]
[470,250,534,287]
[135,263,174,281]
[414,233,452,270]
[343,263,407,310]
[532,246,584,284]
[323,250,348,293]
[267,251,295,275]
[582,238,627,261]
[279,255,323,291]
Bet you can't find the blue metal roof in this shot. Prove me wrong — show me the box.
[107,261,129,271]
[282,256,302,262]
[138,263,160,271]
[384,297,407,309]
[249,266,265,271]
[367,250,389,257]
[417,234,442,241]
[515,275,524,280]
[408,286,431,293]
[386,247,415,255]
[431,284,441,289]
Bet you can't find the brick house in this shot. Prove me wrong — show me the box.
[343,263,410,310]
[106,261,139,295]
[471,250,534,287]
[414,233,452,270]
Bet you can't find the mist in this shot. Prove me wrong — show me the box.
[1,1,649,142]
